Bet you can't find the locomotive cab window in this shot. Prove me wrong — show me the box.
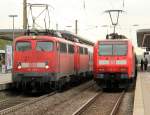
[99,44,112,56]
[16,41,31,51]
[113,44,127,56]
[99,42,127,56]
[36,41,53,51]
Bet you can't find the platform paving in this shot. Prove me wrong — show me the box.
[0,72,12,90]
[0,73,12,84]
[133,72,150,115]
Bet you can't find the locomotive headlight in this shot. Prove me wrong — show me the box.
[45,61,49,69]
[99,68,105,71]
[120,68,127,72]
[18,65,22,69]
[17,62,22,69]
[45,65,49,69]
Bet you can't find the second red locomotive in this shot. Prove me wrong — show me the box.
[93,38,137,89]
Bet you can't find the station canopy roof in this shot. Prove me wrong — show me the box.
[137,29,150,48]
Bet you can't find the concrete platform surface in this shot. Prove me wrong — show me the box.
[133,72,150,115]
[0,73,12,84]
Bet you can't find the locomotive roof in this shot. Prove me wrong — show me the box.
[97,39,133,45]
[106,33,128,39]
[98,39,130,42]
[15,34,93,47]
[0,29,94,46]
[21,29,94,46]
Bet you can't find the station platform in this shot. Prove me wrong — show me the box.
[133,71,150,115]
[0,73,12,90]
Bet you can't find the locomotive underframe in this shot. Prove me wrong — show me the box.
[12,71,92,91]
[94,72,133,89]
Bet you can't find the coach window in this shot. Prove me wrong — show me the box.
[79,47,84,54]
[60,42,67,53]
[16,41,31,51]
[68,44,74,53]
[36,41,53,51]
[84,48,88,54]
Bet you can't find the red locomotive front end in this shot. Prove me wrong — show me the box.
[93,39,137,89]
[13,36,59,90]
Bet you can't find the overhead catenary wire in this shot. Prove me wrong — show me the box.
[83,0,85,9]
[26,3,52,29]
[122,0,125,8]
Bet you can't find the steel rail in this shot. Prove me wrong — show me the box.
[110,90,125,115]
[0,91,57,115]
[72,91,102,115]
[0,82,94,115]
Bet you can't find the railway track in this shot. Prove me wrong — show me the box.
[72,92,101,115]
[110,91,125,115]
[0,91,57,115]
[3,81,96,115]
[72,90,125,115]
[0,81,95,115]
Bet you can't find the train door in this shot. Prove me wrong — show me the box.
[0,50,5,73]
[75,45,80,74]
[132,46,136,78]
[56,42,60,74]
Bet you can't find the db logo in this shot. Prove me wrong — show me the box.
[110,60,115,64]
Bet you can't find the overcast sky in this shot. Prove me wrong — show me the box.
[0,0,150,46]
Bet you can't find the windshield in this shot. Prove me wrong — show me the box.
[99,44,112,55]
[36,41,53,51]
[16,41,31,51]
[113,44,127,55]
[99,42,127,56]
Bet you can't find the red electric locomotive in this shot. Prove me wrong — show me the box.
[93,38,137,89]
[12,30,93,91]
